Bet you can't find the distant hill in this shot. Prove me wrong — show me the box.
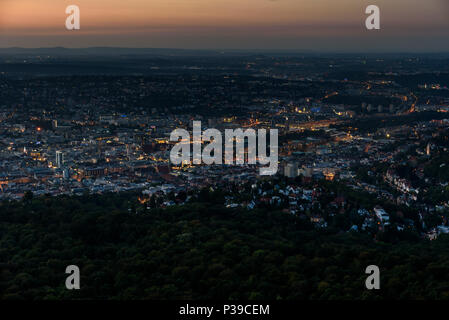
[0,47,223,57]
[1,47,449,58]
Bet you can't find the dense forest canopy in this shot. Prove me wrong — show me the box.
[1,193,449,300]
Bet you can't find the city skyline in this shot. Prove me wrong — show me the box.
[2,10,449,301]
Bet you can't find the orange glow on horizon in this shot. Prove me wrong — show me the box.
[0,0,448,50]
[2,0,448,33]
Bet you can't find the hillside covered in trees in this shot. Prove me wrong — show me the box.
[1,192,449,300]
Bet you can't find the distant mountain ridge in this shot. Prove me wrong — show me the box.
[1,47,448,58]
[0,47,223,56]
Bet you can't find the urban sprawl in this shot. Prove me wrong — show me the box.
[1,52,449,241]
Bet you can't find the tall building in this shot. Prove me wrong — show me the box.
[56,151,64,168]
[126,144,132,161]
[63,168,70,180]
[284,162,298,178]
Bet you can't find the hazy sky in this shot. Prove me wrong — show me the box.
[0,0,448,51]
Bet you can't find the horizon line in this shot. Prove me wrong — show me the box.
[1,46,449,55]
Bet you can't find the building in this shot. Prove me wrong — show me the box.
[55,151,64,168]
[299,167,313,178]
[63,168,70,180]
[374,207,390,225]
[284,162,298,178]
